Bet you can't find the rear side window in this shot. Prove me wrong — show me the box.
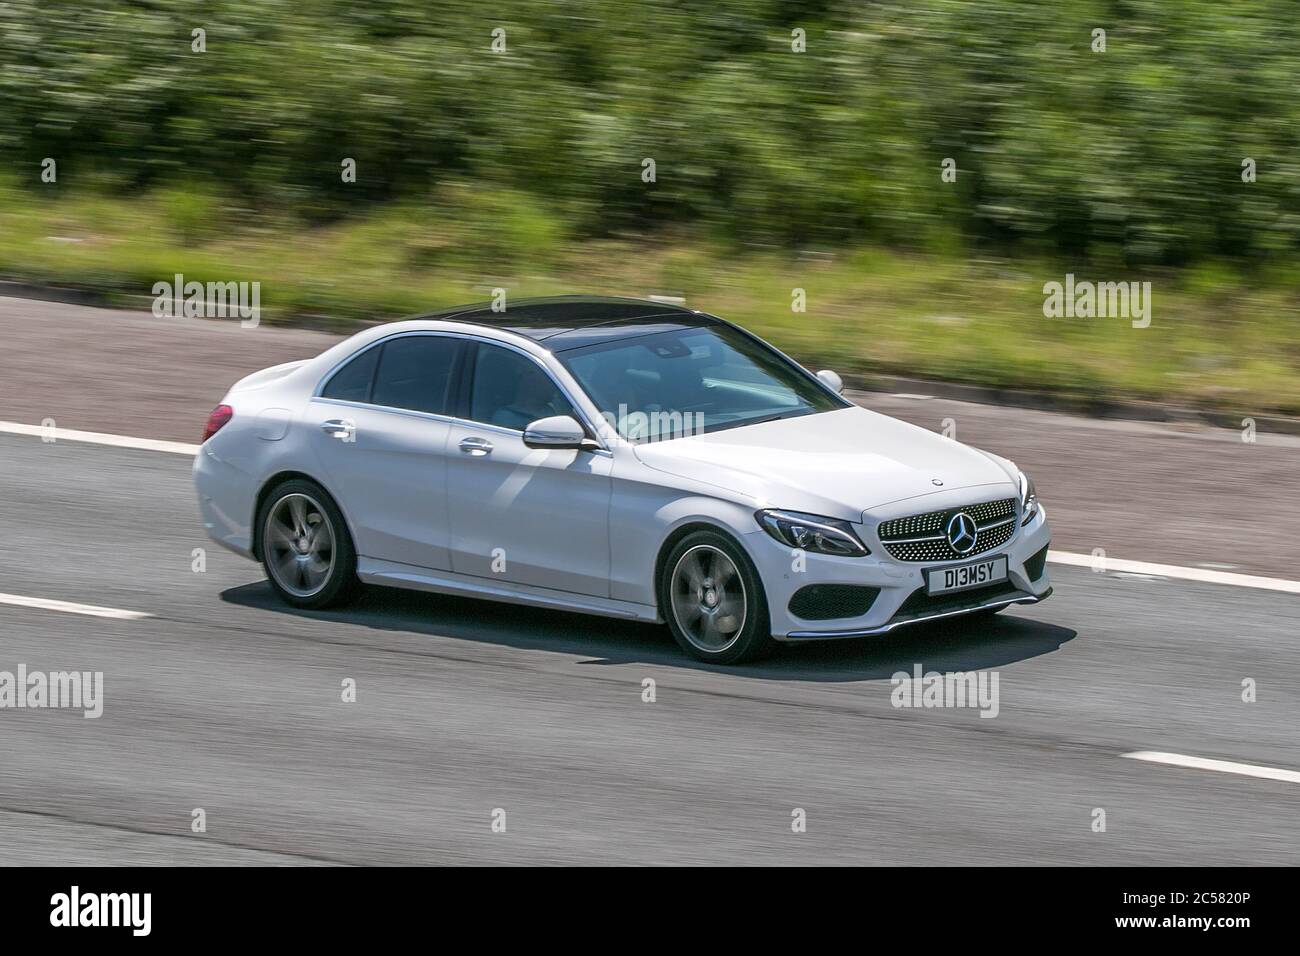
[321,345,379,402]
[371,336,459,415]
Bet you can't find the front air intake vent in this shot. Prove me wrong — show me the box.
[788,584,880,621]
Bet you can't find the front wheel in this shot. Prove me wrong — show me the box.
[661,530,774,664]
[257,479,358,609]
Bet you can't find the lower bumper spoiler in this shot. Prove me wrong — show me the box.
[779,586,1053,641]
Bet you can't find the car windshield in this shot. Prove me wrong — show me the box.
[558,323,848,442]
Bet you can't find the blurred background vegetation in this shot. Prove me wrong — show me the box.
[2,0,1299,410]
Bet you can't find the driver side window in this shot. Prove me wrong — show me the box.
[468,344,577,431]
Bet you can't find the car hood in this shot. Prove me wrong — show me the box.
[632,405,1017,520]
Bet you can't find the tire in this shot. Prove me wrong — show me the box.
[660,529,774,664]
[256,479,359,609]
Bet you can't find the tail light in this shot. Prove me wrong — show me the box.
[202,404,233,442]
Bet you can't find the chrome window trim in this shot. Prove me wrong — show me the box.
[311,328,610,454]
[460,336,609,452]
[310,396,459,429]
[446,414,613,458]
[312,330,460,404]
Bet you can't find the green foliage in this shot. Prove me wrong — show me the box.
[2,0,1299,263]
[2,182,1299,410]
[3,0,1300,410]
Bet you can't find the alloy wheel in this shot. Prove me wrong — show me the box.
[669,544,748,653]
[264,492,336,598]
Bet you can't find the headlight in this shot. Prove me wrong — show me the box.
[1018,471,1039,525]
[756,509,870,557]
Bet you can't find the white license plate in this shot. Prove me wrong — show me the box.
[926,556,1008,595]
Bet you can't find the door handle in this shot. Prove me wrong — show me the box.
[458,436,493,456]
[320,419,355,441]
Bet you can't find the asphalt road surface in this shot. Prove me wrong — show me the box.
[1,296,1298,865]
[1,431,1298,865]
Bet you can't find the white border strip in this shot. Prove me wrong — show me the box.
[0,421,199,456]
[1047,550,1300,595]
[1123,751,1300,785]
[0,592,152,620]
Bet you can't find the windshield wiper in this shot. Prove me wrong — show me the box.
[740,413,789,426]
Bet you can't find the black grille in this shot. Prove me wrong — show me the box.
[876,497,1017,562]
[1024,543,1049,581]
[788,584,880,621]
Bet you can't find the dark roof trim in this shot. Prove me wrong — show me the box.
[409,295,717,348]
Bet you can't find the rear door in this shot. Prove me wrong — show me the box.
[306,333,463,570]
[444,341,612,596]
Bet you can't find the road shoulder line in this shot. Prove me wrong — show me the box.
[0,420,199,456]
[1123,751,1300,785]
[1047,550,1300,595]
[0,591,153,620]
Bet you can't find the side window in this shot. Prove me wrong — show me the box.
[320,345,379,403]
[371,336,459,415]
[469,345,576,431]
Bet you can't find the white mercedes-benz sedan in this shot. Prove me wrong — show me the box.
[194,295,1052,663]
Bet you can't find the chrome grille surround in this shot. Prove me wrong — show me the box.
[876,497,1017,562]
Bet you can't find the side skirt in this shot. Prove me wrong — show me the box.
[356,558,662,623]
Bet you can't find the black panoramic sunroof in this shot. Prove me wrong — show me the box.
[415,295,720,349]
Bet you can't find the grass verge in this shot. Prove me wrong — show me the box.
[3,180,1298,415]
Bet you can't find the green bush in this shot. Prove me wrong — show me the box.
[2,0,1299,264]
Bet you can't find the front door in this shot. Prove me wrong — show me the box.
[444,342,611,595]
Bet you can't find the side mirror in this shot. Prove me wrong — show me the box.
[816,369,844,394]
[523,415,592,450]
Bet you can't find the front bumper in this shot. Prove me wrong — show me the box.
[748,503,1054,641]
[783,586,1051,640]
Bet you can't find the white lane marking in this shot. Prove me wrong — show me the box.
[0,592,152,620]
[1123,751,1300,785]
[1047,550,1300,595]
[2,419,1299,597]
[0,421,199,456]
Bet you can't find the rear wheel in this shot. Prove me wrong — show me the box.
[257,479,358,609]
[661,530,773,664]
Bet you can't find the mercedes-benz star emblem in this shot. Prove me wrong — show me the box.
[946,512,978,554]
